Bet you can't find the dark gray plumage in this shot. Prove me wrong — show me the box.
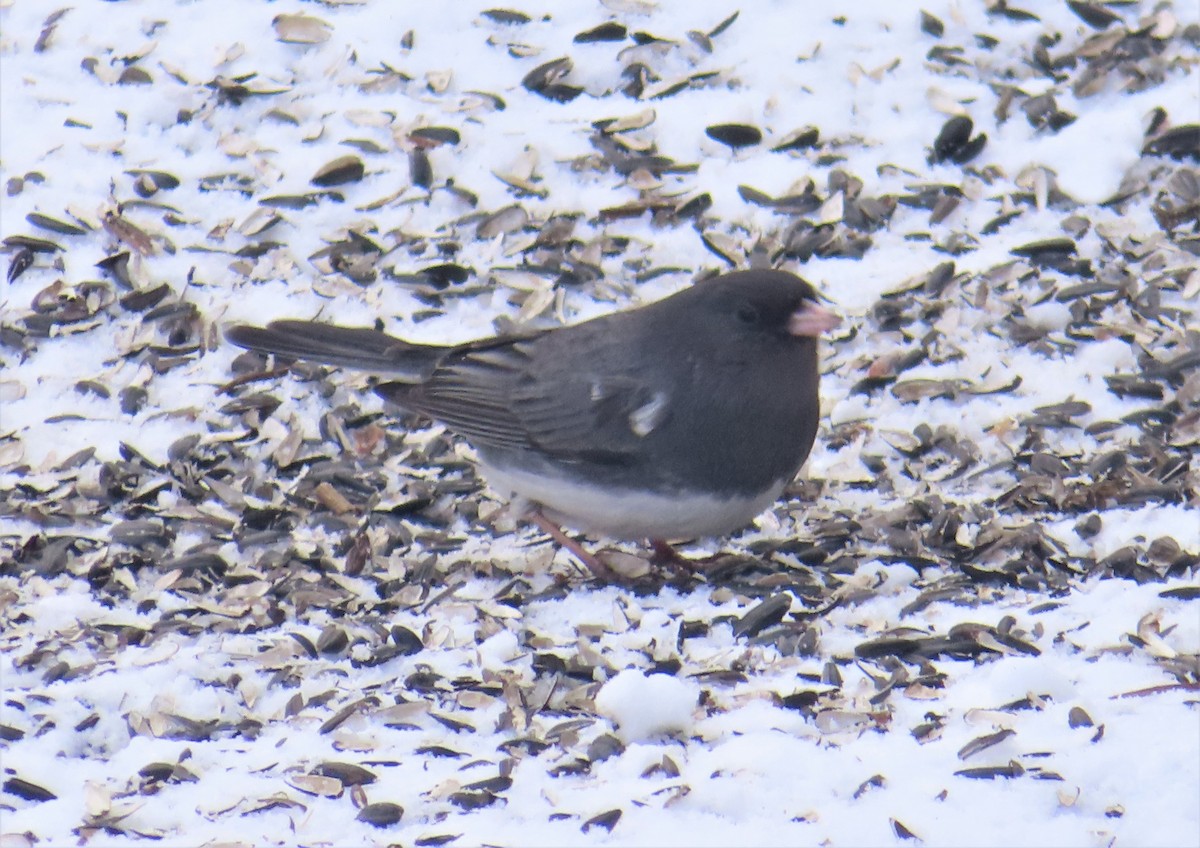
[225,269,839,563]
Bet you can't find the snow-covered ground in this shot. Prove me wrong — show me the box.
[1,0,1197,845]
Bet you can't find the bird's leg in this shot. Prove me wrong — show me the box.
[648,539,707,578]
[529,511,619,582]
[650,540,683,564]
[649,539,729,577]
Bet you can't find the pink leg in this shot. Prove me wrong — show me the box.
[649,539,707,578]
[649,539,727,576]
[529,512,619,582]
[650,540,680,563]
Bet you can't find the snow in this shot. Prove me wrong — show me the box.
[594,668,699,742]
[2,0,1199,845]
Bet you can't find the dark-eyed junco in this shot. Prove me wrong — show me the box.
[226,269,839,578]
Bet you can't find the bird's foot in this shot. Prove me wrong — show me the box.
[527,515,725,587]
[648,540,729,576]
[528,512,621,583]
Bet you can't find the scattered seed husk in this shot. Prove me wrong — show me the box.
[311,155,365,187]
[357,801,404,827]
[920,10,944,37]
[27,212,89,236]
[274,13,333,44]
[930,116,987,165]
[575,22,627,43]
[582,808,622,833]
[705,123,762,150]
[1143,126,1200,161]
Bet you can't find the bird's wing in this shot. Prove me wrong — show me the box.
[377,325,667,464]
[225,320,445,379]
[378,342,538,450]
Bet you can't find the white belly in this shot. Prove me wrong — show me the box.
[480,461,787,541]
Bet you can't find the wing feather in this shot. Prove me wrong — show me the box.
[376,325,668,465]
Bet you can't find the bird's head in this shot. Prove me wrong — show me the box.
[686,269,841,343]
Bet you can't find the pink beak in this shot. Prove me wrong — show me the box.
[788,301,841,337]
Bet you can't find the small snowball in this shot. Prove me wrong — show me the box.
[476,629,521,671]
[594,669,698,742]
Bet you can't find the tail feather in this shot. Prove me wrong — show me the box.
[225,320,442,380]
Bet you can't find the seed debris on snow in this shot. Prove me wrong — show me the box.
[1,0,1198,845]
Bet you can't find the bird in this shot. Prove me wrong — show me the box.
[225,269,840,579]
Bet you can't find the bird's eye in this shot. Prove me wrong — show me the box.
[735,303,759,325]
